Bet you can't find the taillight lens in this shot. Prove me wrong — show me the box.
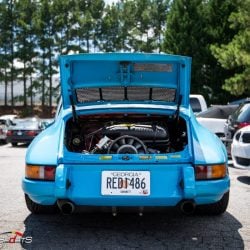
[7,130,13,136]
[238,122,250,130]
[25,165,56,181]
[26,130,38,136]
[195,164,227,180]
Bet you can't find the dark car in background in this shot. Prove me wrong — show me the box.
[228,97,250,105]
[224,103,250,154]
[7,117,45,146]
[225,103,250,139]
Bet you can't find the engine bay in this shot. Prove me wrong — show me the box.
[65,114,188,154]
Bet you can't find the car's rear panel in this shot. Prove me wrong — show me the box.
[23,160,229,207]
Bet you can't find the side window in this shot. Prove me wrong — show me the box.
[40,122,46,130]
[190,98,202,113]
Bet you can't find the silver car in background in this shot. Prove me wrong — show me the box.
[0,115,17,143]
[6,117,45,146]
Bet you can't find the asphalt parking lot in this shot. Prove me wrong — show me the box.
[0,143,249,249]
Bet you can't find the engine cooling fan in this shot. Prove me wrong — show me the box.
[107,135,147,154]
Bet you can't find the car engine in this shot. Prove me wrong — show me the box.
[65,114,187,154]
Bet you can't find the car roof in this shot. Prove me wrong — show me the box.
[228,97,250,105]
[197,105,238,119]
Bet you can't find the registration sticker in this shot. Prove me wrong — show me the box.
[101,171,150,196]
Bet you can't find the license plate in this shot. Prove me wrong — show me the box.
[17,131,23,136]
[101,171,150,196]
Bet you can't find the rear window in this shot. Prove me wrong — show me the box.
[197,105,238,119]
[232,103,250,122]
[190,98,201,113]
[0,119,6,125]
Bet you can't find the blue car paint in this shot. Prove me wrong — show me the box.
[22,53,229,209]
[59,53,191,109]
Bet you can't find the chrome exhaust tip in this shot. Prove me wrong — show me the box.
[57,200,75,215]
[180,200,196,215]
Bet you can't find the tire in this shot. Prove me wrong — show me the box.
[196,191,229,215]
[25,194,58,214]
[11,142,18,146]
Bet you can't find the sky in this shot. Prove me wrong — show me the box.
[105,0,119,5]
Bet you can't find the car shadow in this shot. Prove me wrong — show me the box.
[21,210,244,249]
[237,176,250,185]
[6,143,29,148]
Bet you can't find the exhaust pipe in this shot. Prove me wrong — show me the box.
[57,200,75,215]
[180,200,196,215]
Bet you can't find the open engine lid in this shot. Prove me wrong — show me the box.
[59,53,191,109]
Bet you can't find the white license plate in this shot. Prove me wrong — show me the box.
[17,131,23,136]
[101,171,150,196]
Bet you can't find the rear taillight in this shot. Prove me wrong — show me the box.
[25,165,56,181]
[237,122,250,130]
[7,130,13,136]
[26,130,38,136]
[195,164,227,180]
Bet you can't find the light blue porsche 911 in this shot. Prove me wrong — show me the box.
[22,53,230,215]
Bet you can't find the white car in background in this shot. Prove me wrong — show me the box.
[231,125,250,169]
[190,94,207,114]
[0,115,18,143]
[197,105,238,138]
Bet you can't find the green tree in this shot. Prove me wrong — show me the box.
[34,0,57,111]
[53,0,77,54]
[0,0,18,107]
[164,0,209,95]
[130,0,153,52]
[211,0,250,96]
[75,0,105,52]
[163,0,238,103]
[0,1,11,106]
[15,0,38,107]
[204,0,239,102]
[100,3,121,51]
[150,0,170,52]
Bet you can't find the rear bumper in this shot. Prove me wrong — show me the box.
[0,136,7,141]
[22,164,230,206]
[7,135,35,144]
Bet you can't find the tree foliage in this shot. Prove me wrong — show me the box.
[211,0,250,96]
[0,0,247,111]
[164,0,239,103]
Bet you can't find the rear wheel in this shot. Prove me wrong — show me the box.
[25,194,58,214]
[196,191,229,215]
[11,142,17,146]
